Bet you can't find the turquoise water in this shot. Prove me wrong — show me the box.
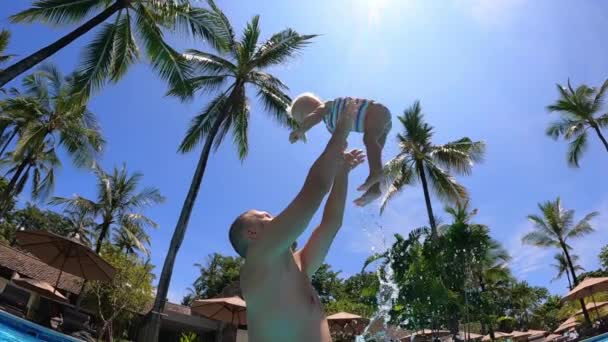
[582,333,608,342]
[0,310,81,342]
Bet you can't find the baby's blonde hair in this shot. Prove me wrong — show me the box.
[288,92,323,123]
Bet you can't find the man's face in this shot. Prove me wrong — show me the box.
[243,210,273,242]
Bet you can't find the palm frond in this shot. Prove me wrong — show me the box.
[567,131,588,168]
[596,113,608,128]
[167,75,227,101]
[126,187,165,208]
[252,28,316,68]
[135,3,193,98]
[423,162,467,203]
[165,5,228,52]
[0,30,14,65]
[380,163,415,213]
[232,100,250,160]
[592,79,608,113]
[72,20,118,99]
[238,15,260,65]
[430,137,485,175]
[110,10,139,82]
[565,211,598,239]
[521,231,558,247]
[178,91,228,153]
[206,0,236,53]
[255,84,294,128]
[183,49,236,74]
[10,0,103,25]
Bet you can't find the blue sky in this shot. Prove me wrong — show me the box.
[1,0,608,303]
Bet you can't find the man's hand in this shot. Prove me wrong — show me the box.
[339,149,366,173]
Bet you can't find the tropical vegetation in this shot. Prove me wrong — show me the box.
[0,1,606,342]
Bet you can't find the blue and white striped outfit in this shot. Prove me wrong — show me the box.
[323,97,370,133]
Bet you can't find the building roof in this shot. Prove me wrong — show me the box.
[0,241,83,294]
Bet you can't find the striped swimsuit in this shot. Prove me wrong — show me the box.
[323,97,370,133]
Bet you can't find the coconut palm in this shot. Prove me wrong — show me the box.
[0,64,104,216]
[62,206,95,246]
[382,101,485,238]
[51,164,164,254]
[522,197,598,326]
[112,218,151,257]
[1,0,224,94]
[546,79,608,167]
[143,5,316,340]
[551,253,584,290]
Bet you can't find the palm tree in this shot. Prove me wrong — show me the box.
[112,218,151,257]
[522,197,598,326]
[1,0,223,94]
[382,101,485,238]
[51,164,164,254]
[0,64,104,216]
[63,206,95,246]
[143,5,316,340]
[546,79,608,167]
[551,253,584,290]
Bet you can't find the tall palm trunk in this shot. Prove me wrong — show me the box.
[0,1,122,88]
[561,241,591,325]
[592,125,608,152]
[417,161,437,239]
[140,112,226,342]
[565,269,572,290]
[0,128,18,157]
[479,278,496,340]
[95,219,112,254]
[0,156,30,218]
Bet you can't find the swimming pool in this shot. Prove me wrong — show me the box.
[0,309,82,342]
[582,332,608,342]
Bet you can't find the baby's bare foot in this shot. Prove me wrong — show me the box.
[354,187,382,207]
[357,171,384,192]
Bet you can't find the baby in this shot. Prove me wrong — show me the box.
[289,93,392,207]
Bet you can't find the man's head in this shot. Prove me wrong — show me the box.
[229,210,274,258]
[288,92,323,123]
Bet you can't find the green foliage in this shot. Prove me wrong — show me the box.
[496,316,515,332]
[522,197,597,288]
[0,64,104,210]
[83,245,155,340]
[382,101,485,235]
[180,331,198,342]
[171,7,315,159]
[0,29,13,69]
[182,253,243,305]
[530,295,563,331]
[51,163,164,254]
[546,79,608,167]
[9,0,225,100]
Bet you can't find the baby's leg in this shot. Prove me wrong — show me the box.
[357,112,388,192]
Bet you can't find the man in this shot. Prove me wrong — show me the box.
[228,104,365,341]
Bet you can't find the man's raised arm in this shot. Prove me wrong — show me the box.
[297,149,365,277]
[248,103,356,260]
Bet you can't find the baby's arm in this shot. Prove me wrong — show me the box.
[289,103,330,143]
[299,103,327,131]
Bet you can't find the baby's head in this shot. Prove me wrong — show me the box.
[288,93,323,123]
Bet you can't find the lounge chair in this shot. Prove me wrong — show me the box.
[0,284,30,318]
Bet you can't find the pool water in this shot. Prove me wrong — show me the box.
[0,310,81,342]
[583,332,608,342]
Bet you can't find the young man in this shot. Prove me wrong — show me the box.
[229,104,365,341]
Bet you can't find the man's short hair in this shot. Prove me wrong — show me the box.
[229,213,249,258]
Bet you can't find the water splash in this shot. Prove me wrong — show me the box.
[355,211,401,342]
